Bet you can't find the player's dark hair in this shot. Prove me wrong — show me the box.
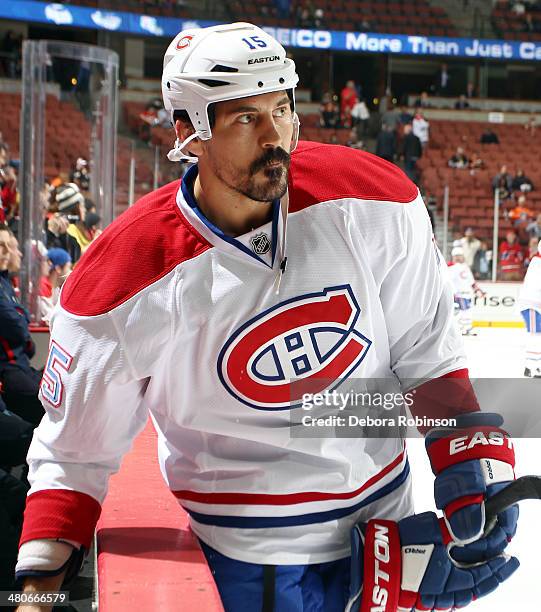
[173,104,216,129]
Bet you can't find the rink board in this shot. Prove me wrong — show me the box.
[471,282,525,327]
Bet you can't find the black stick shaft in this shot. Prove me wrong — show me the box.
[484,476,541,534]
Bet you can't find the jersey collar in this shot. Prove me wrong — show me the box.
[176,164,282,270]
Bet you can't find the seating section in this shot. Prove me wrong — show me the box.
[0,93,154,216]
[1,92,92,178]
[228,0,457,36]
[33,0,456,36]
[418,120,541,238]
[34,0,192,18]
[491,0,541,41]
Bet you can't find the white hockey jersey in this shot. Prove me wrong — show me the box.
[518,254,541,311]
[20,142,467,565]
[447,261,475,299]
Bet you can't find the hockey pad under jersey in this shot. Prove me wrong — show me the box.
[19,142,468,565]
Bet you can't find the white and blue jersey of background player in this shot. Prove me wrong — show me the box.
[518,243,541,376]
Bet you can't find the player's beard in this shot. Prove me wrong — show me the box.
[210,147,291,202]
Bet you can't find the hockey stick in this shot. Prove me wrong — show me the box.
[484,475,541,535]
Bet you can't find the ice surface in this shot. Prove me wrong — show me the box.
[408,327,541,610]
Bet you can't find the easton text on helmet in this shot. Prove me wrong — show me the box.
[248,55,280,64]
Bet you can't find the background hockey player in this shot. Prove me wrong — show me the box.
[518,239,541,377]
[15,23,518,612]
[448,245,486,336]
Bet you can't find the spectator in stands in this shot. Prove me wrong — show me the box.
[0,30,18,79]
[499,230,525,280]
[448,146,470,169]
[53,182,101,258]
[512,168,534,192]
[522,12,538,31]
[513,1,527,16]
[399,123,422,183]
[526,213,541,239]
[313,7,324,27]
[69,157,90,192]
[398,105,413,125]
[459,227,481,268]
[381,103,401,132]
[46,213,80,265]
[455,95,470,110]
[375,123,396,163]
[346,127,364,150]
[473,240,491,280]
[38,248,72,325]
[466,82,476,98]
[68,210,102,257]
[435,63,450,95]
[414,91,430,108]
[340,80,358,129]
[319,92,339,129]
[508,194,534,226]
[0,145,18,226]
[273,0,291,18]
[356,17,373,32]
[297,4,313,27]
[84,198,97,216]
[526,236,540,267]
[492,165,513,200]
[524,115,537,135]
[139,101,160,142]
[412,110,430,147]
[469,152,484,174]
[0,224,44,427]
[155,104,171,128]
[480,127,500,144]
[351,98,370,134]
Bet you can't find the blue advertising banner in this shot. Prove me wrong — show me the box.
[3,1,541,61]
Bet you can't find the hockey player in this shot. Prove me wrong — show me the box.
[518,239,541,377]
[16,23,518,612]
[448,245,485,336]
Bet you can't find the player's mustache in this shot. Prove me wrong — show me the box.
[250,148,290,175]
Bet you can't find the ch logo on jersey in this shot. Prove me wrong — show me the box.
[217,285,372,410]
[250,232,271,255]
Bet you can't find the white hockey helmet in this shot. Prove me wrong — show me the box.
[451,246,464,257]
[162,22,299,162]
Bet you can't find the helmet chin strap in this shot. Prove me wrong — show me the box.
[290,113,300,153]
[167,131,204,163]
